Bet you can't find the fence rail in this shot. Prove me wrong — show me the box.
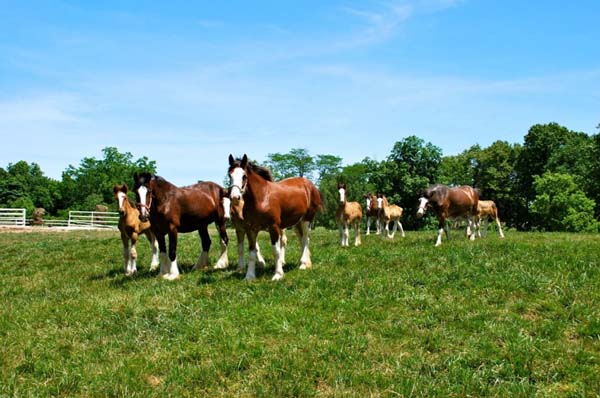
[0,209,119,230]
[0,208,26,226]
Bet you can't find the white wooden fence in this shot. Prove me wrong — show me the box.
[67,211,119,229]
[0,208,26,226]
[0,208,119,230]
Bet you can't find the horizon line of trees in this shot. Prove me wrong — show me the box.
[2,122,599,232]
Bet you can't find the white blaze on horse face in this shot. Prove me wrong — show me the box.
[366,197,371,211]
[117,191,127,212]
[376,197,383,209]
[138,185,149,218]
[229,168,245,200]
[222,197,231,220]
[417,197,428,217]
[338,188,346,204]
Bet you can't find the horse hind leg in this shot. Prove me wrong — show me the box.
[163,229,180,281]
[296,221,312,270]
[494,215,505,238]
[145,230,160,271]
[192,227,211,271]
[213,222,229,270]
[279,230,287,266]
[397,220,406,238]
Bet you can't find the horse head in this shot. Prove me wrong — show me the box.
[133,172,154,221]
[337,183,347,205]
[113,184,129,216]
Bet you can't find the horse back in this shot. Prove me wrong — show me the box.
[272,177,322,227]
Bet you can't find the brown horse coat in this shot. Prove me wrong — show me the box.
[228,154,323,280]
[476,200,505,238]
[114,184,159,275]
[417,184,479,246]
[134,173,229,280]
[336,183,362,246]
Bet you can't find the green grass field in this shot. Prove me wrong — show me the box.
[1,227,599,397]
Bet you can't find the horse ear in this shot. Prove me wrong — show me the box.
[122,184,128,193]
[133,172,139,182]
[228,154,234,166]
[113,184,120,194]
[241,154,248,168]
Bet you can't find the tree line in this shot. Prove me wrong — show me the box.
[2,123,599,232]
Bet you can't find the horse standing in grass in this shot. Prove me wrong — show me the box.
[376,193,406,239]
[228,154,323,281]
[336,183,362,247]
[133,172,230,280]
[364,193,381,235]
[416,184,479,246]
[114,184,160,275]
[476,200,505,238]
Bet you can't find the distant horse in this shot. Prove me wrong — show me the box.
[476,200,505,238]
[364,193,381,235]
[133,172,229,280]
[416,184,479,246]
[376,193,406,239]
[114,184,160,275]
[228,154,323,281]
[336,183,362,246]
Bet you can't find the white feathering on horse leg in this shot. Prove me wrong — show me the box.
[214,239,229,269]
[435,228,444,247]
[245,250,257,281]
[271,241,285,281]
[298,222,312,270]
[149,238,160,270]
[162,258,180,280]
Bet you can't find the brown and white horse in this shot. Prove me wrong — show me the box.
[336,183,362,246]
[364,193,381,235]
[476,200,505,238]
[133,172,230,280]
[114,184,159,275]
[228,154,323,281]
[376,193,406,239]
[416,184,479,246]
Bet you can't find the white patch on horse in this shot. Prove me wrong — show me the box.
[229,168,246,200]
[417,197,428,217]
[222,197,231,220]
[137,185,149,218]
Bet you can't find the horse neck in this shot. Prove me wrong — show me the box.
[245,169,268,205]
[151,178,177,203]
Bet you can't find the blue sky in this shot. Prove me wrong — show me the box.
[1,0,599,185]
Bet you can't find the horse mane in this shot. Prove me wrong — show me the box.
[229,157,274,182]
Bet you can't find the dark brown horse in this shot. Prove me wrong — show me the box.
[228,154,323,280]
[416,184,479,246]
[133,172,230,280]
[364,193,381,235]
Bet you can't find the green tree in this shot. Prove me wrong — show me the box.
[380,136,442,229]
[265,148,315,180]
[0,161,61,214]
[314,154,342,184]
[60,147,156,210]
[530,172,599,232]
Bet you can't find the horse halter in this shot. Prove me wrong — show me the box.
[229,167,248,200]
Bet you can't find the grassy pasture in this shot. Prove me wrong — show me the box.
[0,227,599,397]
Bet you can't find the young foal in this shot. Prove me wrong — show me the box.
[336,183,362,247]
[134,172,229,280]
[416,184,479,246]
[114,184,159,275]
[364,193,381,235]
[228,154,323,281]
[376,193,406,239]
[476,200,505,238]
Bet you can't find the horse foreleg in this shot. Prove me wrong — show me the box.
[213,221,229,270]
[279,230,287,266]
[366,217,371,235]
[338,222,345,246]
[245,230,259,281]
[354,220,361,246]
[466,214,475,241]
[435,215,447,247]
[297,221,312,270]
[163,229,180,280]
[146,231,160,271]
[193,227,211,270]
[128,232,139,275]
[156,233,169,277]
[235,225,246,271]
[269,227,285,281]
[120,231,132,275]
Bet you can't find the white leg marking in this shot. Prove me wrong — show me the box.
[298,221,312,270]
[245,250,257,281]
[435,228,444,247]
[163,257,180,280]
[214,239,229,269]
[271,240,284,281]
[149,237,160,270]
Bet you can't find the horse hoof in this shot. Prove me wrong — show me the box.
[149,264,160,271]
[271,273,284,281]
[244,274,256,281]
[299,263,312,270]
[213,260,229,270]
[162,273,180,281]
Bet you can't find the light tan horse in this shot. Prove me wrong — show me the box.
[376,193,405,239]
[336,183,362,246]
[113,184,159,275]
[476,200,505,238]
